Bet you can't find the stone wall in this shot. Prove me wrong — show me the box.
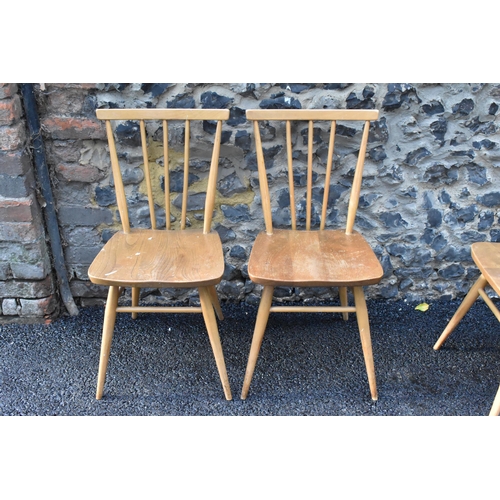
[1,83,500,319]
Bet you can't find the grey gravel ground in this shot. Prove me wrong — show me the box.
[1,298,499,416]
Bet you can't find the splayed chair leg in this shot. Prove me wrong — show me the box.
[241,285,274,400]
[199,286,232,400]
[96,285,120,400]
[353,286,378,401]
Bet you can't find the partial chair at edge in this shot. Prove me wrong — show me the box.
[433,242,500,416]
[88,108,232,401]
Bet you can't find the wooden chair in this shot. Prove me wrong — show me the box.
[434,242,500,415]
[241,109,384,401]
[88,108,232,400]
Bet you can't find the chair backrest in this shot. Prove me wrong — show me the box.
[246,109,379,235]
[96,108,229,234]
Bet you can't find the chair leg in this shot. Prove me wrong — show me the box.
[241,285,274,400]
[96,286,120,400]
[353,286,378,401]
[198,287,232,400]
[208,285,224,321]
[131,286,140,319]
[339,286,349,321]
[433,275,488,350]
[489,383,500,416]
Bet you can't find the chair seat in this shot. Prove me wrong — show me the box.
[248,229,383,287]
[472,242,500,296]
[88,228,224,288]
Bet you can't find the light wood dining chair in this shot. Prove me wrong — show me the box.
[88,108,232,400]
[434,242,500,415]
[241,109,384,401]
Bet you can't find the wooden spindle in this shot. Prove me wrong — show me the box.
[286,120,296,230]
[140,120,156,229]
[306,120,313,230]
[320,121,336,230]
[163,120,171,230]
[204,120,222,234]
[253,120,273,235]
[181,120,190,230]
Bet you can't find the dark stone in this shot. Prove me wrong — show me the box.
[95,186,116,207]
[368,117,389,143]
[97,83,129,92]
[336,124,356,138]
[405,147,431,166]
[200,91,232,109]
[386,243,413,265]
[422,191,434,209]
[438,264,465,280]
[259,96,302,110]
[293,169,318,187]
[359,193,381,208]
[161,171,199,193]
[354,215,377,229]
[101,229,116,243]
[217,172,247,197]
[369,146,387,162]
[244,145,282,171]
[167,94,196,108]
[380,254,393,278]
[346,87,375,109]
[222,264,240,281]
[460,187,470,198]
[82,95,98,117]
[395,267,434,279]
[466,163,488,186]
[300,127,323,145]
[235,130,252,152]
[430,119,447,143]
[323,84,352,90]
[279,83,316,94]
[427,208,442,228]
[490,229,500,242]
[141,83,173,98]
[489,102,499,115]
[423,164,459,185]
[465,117,497,135]
[456,205,478,223]
[439,190,452,205]
[380,212,408,229]
[452,98,474,115]
[214,224,236,243]
[172,192,206,211]
[451,150,475,159]
[400,186,418,199]
[296,199,320,228]
[115,121,141,147]
[472,139,496,150]
[436,246,472,263]
[460,231,487,243]
[478,211,494,230]
[277,189,290,208]
[202,120,232,142]
[422,101,445,115]
[382,83,420,111]
[227,107,246,126]
[477,191,500,207]
[221,204,251,222]
[229,245,247,260]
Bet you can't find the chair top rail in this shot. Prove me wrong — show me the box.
[246,109,379,121]
[97,108,230,121]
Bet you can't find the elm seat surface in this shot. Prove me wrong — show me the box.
[248,229,384,287]
[88,228,224,288]
[472,242,500,296]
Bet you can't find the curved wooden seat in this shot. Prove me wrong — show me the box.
[249,229,383,287]
[89,229,224,288]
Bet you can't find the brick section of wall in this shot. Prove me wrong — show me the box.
[0,83,57,320]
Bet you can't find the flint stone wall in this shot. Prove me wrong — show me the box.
[2,83,500,317]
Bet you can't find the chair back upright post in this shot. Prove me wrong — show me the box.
[247,109,378,236]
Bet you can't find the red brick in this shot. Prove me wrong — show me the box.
[0,122,26,151]
[0,197,36,222]
[42,117,106,140]
[45,83,98,90]
[56,162,107,183]
[0,83,18,99]
[0,95,22,126]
